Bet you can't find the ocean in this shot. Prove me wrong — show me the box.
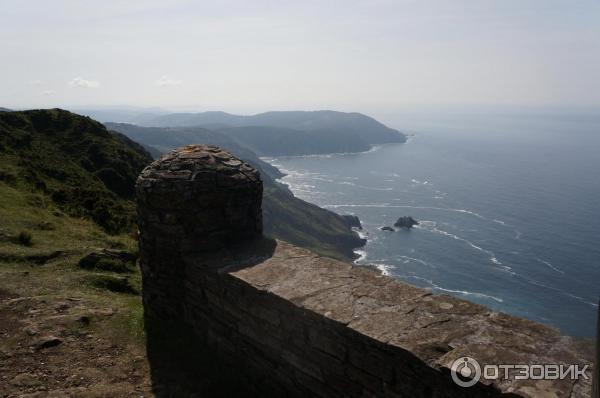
[265,110,600,337]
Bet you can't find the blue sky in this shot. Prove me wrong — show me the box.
[1,0,599,112]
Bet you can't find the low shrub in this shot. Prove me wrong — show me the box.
[17,231,32,246]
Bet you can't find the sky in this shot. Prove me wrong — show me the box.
[1,0,599,114]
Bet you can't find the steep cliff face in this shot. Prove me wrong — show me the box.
[262,185,365,260]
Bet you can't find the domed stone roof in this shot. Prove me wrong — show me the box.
[136,145,263,253]
[137,144,260,189]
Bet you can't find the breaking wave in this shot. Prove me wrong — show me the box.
[415,221,507,269]
[325,203,509,227]
[535,257,565,274]
[397,274,504,303]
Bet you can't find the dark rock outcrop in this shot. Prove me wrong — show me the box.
[78,249,137,273]
[380,226,395,232]
[34,336,62,350]
[394,216,419,229]
[341,214,362,230]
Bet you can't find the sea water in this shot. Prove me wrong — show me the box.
[265,110,600,337]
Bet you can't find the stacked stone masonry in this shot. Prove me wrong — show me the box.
[137,145,592,398]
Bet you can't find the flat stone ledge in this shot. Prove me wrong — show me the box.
[207,240,593,398]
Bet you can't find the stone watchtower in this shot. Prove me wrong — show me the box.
[135,144,263,320]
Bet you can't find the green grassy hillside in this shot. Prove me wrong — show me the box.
[262,186,364,259]
[0,109,153,234]
[0,162,153,396]
[138,110,407,145]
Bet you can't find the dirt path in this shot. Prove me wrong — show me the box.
[0,289,153,398]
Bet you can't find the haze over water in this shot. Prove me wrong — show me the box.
[267,110,600,337]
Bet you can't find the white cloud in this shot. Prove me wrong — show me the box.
[68,77,100,88]
[155,75,182,87]
[28,80,43,85]
[41,90,54,95]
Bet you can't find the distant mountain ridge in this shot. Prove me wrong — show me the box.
[98,110,406,157]
[141,110,406,145]
[106,122,365,260]
[103,123,284,179]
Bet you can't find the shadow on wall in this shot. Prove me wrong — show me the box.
[142,237,524,398]
[136,146,547,397]
[144,238,278,398]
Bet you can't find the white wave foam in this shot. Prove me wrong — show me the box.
[397,275,504,303]
[298,184,316,189]
[353,249,367,263]
[422,224,504,267]
[325,203,508,227]
[526,278,597,307]
[265,145,383,160]
[411,178,430,185]
[369,261,394,276]
[354,229,369,239]
[372,172,401,178]
[325,203,391,209]
[433,286,504,303]
[374,264,392,275]
[338,181,393,191]
[535,258,565,274]
[364,145,382,154]
[496,265,515,276]
[325,203,510,270]
[312,176,335,183]
[396,255,435,268]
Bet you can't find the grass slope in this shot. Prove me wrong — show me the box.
[141,110,406,144]
[262,186,364,260]
[0,177,153,395]
[0,109,153,233]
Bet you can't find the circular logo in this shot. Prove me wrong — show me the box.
[450,356,481,387]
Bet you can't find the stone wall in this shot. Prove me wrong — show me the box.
[137,145,591,398]
[136,145,262,320]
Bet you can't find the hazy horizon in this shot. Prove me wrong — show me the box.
[2,0,599,113]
